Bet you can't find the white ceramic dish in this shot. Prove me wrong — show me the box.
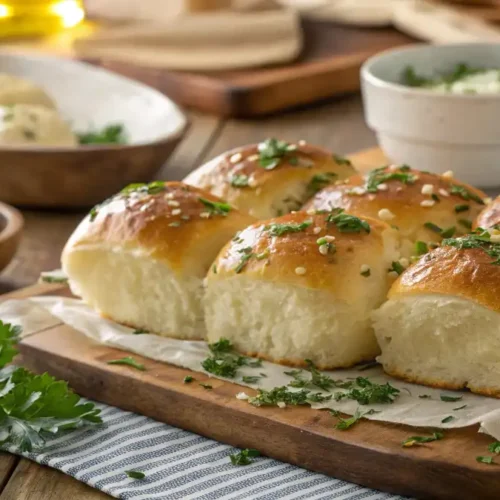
[0,52,188,207]
[361,43,500,188]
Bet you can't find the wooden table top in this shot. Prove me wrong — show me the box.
[0,94,376,499]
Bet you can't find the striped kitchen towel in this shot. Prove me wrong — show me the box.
[3,400,406,500]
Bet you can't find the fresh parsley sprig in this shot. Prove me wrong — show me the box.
[0,321,102,452]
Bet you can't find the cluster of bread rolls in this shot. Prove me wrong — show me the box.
[62,138,500,397]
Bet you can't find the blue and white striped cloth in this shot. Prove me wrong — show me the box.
[4,400,405,500]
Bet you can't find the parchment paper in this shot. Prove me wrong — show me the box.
[3,296,500,439]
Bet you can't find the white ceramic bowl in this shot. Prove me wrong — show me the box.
[0,52,188,208]
[361,43,500,188]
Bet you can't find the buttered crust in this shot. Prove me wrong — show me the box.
[62,181,255,276]
[303,166,487,244]
[390,245,500,314]
[208,210,398,301]
[475,195,500,229]
[184,140,356,218]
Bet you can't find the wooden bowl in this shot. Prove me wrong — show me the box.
[0,202,23,273]
[0,53,189,208]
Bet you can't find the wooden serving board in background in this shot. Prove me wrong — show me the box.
[2,20,414,117]
[6,286,499,499]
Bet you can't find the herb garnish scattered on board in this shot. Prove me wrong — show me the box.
[201,338,261,379]
[0,321,101,452]
[230,448,260,465]
[402,432,443,448]
[77,124,127,145]
[248,386,332,407]
[107,356,145,371]
[442,228,500,265]
[365,165,417,193]
[332,408,379,431]
[258,138,298,170]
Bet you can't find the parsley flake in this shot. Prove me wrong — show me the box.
[258,138,298,170]
[455,204,470,213]
[334,408,378,430]
[199,383,212,390]
[107,357,145,371]
[184,376,194,383]
[78,124,127,145]
[307,173,337,194]
[442,228,500,265]
[230,175,250,188]
[402,432,443,447]
[488,442,500,454]
[440,394,462,402]
[248,386,331,407]
[199,197,231,216]
[264,221,312,237]
[441,415,454,424]
[230,448,260,465]
[450,185,484,205]
[477,456,495,465]
[365,166,417,193]
[326,209,370,234]
[125,470,145,480]
[333,154,352,166]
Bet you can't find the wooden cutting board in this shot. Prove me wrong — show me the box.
[8,148,499,499]
[9,283,500,500]
[3,20,414,117]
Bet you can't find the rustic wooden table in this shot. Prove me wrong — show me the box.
[0,94,376,499]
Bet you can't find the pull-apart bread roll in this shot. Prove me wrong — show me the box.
[204,209,400,369]
[62,181,255,339]
[303,165,487,257]
[184,138,356,219]
[475,195,500,229]
[372,227,500,397]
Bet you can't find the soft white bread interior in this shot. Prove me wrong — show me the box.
[372,228,500,397]
[204,210,400,369]
[475,195,500,229]
[184,138,356,219]
[303,165,487,257]
[62,181,255,339]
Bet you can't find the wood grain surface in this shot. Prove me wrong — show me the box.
[14,285,500,500]
[0,97,378,499]
[92,21,414,117]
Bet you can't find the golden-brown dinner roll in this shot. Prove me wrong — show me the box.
[372,227,500,397]
[303,165,487,257]
[62,181,255,339]
[204,209,400,369]
[475,195,500,229]
[184,138,356,219]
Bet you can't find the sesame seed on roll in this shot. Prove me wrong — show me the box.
[303,165,487,258]
[372,227,500,398]
[62,181,255,340]
[204,209,400,369]
[184,138,356,219]
[475,195,500,230]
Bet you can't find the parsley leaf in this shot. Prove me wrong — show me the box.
[0,323,102,452]
[199,197,231,216]
[230,175,250,188]
[333,155,352,166]
[78,124,127,145]
[235,247,254,274]
[184,376,194,383]
[199,383,212,390]
[264,221,312,237]
[326,209,370,234]
[107,357,145,371]
[242,376,261,384]
[402,432,443,447]
[334,377,400,405]
[442,228,500,265]
[389,261,405,275]
[415,241,429,256]
[365,165,417,193]
[477,456,495,465]
[440,394,462,402]
[248,386,331,407]
[125,470,145,479]
[230,448,260,465]
[258,138,297,170]
[441,415,454,424]
[450,185,485,205]
[488,442,500,454]
[334,408,378,430]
